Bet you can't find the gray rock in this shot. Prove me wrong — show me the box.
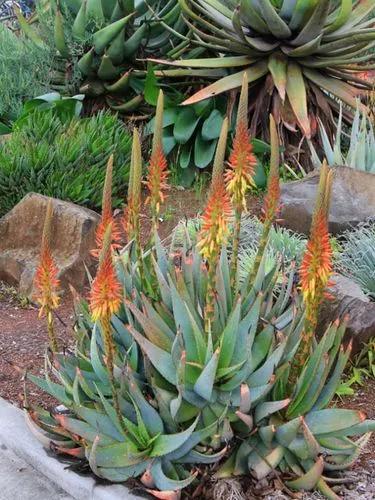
[318,274,375,354]
[0,193,100,297]
[280,166,375,235]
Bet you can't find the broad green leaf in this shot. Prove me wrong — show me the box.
[268,53,287,101]
[173,108,200,144]
[194,133,217,169]
[202,109,224,140]
[144,64,159,106]
[194,349,220,401]
[286,457,324,490]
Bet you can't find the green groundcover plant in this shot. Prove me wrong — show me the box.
[27,87,375,500]
[0,24,54,123]
[0,109,131,215]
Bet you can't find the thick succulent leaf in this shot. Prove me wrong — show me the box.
[275,417,303,447]
[268,53,287,101]
[90,442,147,468]
[126,301,173,351]
[150,416,199,457]
[259,0,291,39]
[27,373,71,407]
[249,445,285,480]
[325,0,352,34]
[73,405,125,442]
[128,380,165,436]
[194,348,220,401]
[90,324,110,384]
[255,398,290,424]
[286,456,324,490]
[240,1,271,35]
[182,62,268,105]
[317,420,375,438]
[289,0,319,31]
[286,62,311,138]
[150,459,197,491]
[305,409,366,435]
[166,419,219,461]
[176,447,227,464]
[149,55,255,68]
[127,325,176,385]
[303,68,364,110]
[218,297,242,369]
[248,340,286,388]
[291,0,330,46]
[95,461,151,482]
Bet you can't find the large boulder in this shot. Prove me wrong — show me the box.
[0,193,100,297]
[318,274,375,354]
[280,166,375,235]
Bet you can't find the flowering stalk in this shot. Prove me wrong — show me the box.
[249,114,280,284]
[225,74,257,288]
[34,200,60,353]
[123,128,145,285]
[289,161,333,385]
[92,154,121,258]
[197,179,232,335]
[145,90,169,236]
[90,224,123,426]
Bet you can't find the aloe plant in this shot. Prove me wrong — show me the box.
[309,103,375,173]
[151,0,375,139]
[18,0,189,111]
[26,95,375,499]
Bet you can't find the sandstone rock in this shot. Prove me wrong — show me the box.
[0,193,100,297]
[318,274,375,354]
[280,166,375,235]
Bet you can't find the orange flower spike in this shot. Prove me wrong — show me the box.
[90,224,122,323]
[225,121,257,210]
[34,200,60,352]
[300,211,332,303]
[262,117,281,224]
[93,155,121,257]
[35,248,60,315]
[197,179,232,262]
[145,90,169,232]
[225,74,256,211]
[145,144,169,218]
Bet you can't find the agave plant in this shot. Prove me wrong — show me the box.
[152,0,375,139]
[26,90,375,499]
[17,0,191,110]
[309,102,375,172]
[336,220,375,299]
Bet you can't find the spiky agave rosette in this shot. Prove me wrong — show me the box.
[26,106,375,499]
[151,0,375,140]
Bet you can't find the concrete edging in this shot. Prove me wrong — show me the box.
[0,397,139,500]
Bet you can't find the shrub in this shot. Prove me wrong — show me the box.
[27,89,375,499]
[0,110,131,215]
[336,221,375,299]
[0,24,54,122]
